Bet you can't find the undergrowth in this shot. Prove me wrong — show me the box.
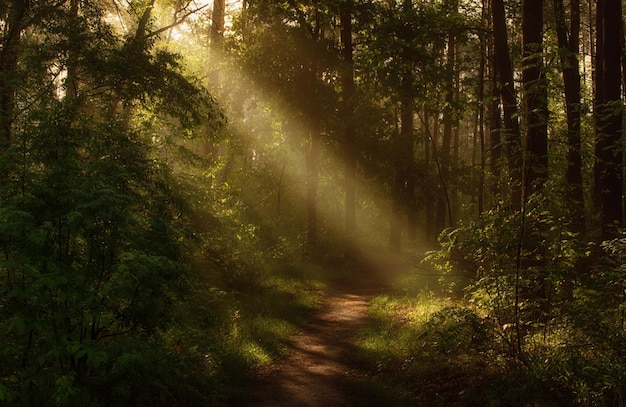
[352,271,496,406]
[352,269,579,406]
[168,258,336,404]
[353,200,626,406]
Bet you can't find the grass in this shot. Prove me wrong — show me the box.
[170,250,626,406]
[348,270,506,406]
[348,263,626,406]
[169,260,343,404]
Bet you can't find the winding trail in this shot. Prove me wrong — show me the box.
[230,269,392,407]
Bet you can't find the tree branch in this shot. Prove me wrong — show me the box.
[146,4,209,39]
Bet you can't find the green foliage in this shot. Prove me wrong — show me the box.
[0,2,226,405]
[424,195,626,405]
[354,284,498,406]
[429,195,585,333]
[420,306,492,355]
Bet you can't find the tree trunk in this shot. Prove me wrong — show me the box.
[305,9,323,258]
[206,0,226,180]
[595,0,623,239]
[210,0,226,46]
[522,0,548,198]
[423,108,436,241]
[389,0,417,251]
[593,0,604,211]
[389,94,414,252]
[306,123,320,256]
[554,0,585,231]
[492,0,522,209]
[389,103,403,251]
[521,0,551,328]
[477,19,487,216]
[0,0,29,151]
[437,29,456,232]
[341,0,357,242]
[489,76,503,202]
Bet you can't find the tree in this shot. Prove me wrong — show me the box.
[436,0,458,232]
[0,1,222,403]
[492,0,522,209]
[553,0,585,231]
[210,0,226,46]
[341,0,357,244]
[0,0,29,151]
[521,0,548,198]
[387,0,418,251]
[594,0,623,239]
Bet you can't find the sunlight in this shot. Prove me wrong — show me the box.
[202,44,394,252]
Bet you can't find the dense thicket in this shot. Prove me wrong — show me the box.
[0,1,225,404]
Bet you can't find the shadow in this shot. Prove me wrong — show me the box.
[225,271,414,406]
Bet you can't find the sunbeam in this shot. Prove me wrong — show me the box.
[201,43,400,260]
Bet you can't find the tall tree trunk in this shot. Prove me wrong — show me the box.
[521,0,551,328]
[305,9,323,258]
[389,93,413,251]
[477,22,487,216]
[488,23,503,205]
[423,108,436,241]
[0,0,29,151]
[389,0,416,251]
[522,0,548,198]
[307,122,320,256]
[489,76,503,202]
[492,0,522,209]
[554,0,585,231]
[389,104,402,251]
[437,29,456,232]
[341,0,357,242]
[593,0,604,212]
[401,92,416,241]
[210,0,225,46]
[595,0,623,239]
[206,0,225,182]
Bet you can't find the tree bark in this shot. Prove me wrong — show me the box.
[210,0,226,47]
[423,108,437,241]
[437,28,456,232]
[595,0,623,239]
[305,9,323,258]
[554,0,585,231]
[477,20,487,216]
[492,0,522,209]
[0,0,29,151]
[489,76,503,201]
[389,0,416,251]
[522,0,548,197]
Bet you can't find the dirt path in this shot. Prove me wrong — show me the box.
[229,273,389,407]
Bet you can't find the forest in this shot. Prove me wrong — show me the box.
[1,0,626,405]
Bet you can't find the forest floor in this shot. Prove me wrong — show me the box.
[227,253,412,406]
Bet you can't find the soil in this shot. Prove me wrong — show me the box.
[228,260,401,407]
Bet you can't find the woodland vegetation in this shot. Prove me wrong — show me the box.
[1,0,626,405]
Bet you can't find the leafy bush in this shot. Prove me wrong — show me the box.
[426,197,626,405]
[419,306,492,355]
